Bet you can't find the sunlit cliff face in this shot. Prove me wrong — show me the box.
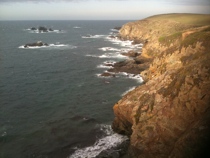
[112,14,210,158]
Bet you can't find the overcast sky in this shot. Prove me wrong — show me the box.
[0,0,210,20]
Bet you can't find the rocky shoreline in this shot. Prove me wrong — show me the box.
[111,13,210,158]
[100,39,151,78]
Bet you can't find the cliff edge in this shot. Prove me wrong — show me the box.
[112,13,210,158]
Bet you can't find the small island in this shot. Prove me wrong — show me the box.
[23,41,48,48]
[28,26,61,33]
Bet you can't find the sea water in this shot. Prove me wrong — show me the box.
[0,21,142,158]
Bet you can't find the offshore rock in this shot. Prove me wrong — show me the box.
[100,72,116,77]
[112,13,210,158]
[24,41,48,48]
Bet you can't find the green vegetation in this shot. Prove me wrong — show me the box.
[158,32,182,46]
[158,25,210,48]
[147,13,210,26]
[181,30,210,48]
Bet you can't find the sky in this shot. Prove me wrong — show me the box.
[0,0,210,20]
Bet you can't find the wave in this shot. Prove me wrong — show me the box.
[86,53,127,59]
[18,43,77,49]
[97,64,113,69]
[106,37,143,50]
[103,60,116,65]
[119,72,144,83]
[122,86,136,96]
[98,47,121,52]
[110,28,119,32]
[69,124,128,158]
[73,26,81,29]
[99,53,128,59]
[82,34,107,39]
[85,54,99,58]
[97,60,116,69]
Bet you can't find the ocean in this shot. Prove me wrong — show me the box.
[0,21,142,158]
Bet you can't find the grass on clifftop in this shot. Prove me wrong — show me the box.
[158,26,210,48]
[146,13,210,26]
[158,32,182,46]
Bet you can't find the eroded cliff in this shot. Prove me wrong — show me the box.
[112,13,210,158]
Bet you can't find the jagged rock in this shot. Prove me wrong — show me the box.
[114,27,122,30]
[38,26,48,32]
[24,41,48,48]
[49,28,54,31]
[104,63,114,67]
[112,13,210,158]
[30,27,36,30]
[108,55,150,75]
[108,35,116,39]
[121,50,139,58]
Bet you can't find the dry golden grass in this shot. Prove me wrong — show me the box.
[146,13,210,26]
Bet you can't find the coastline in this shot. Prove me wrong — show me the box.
[112,13,210,157]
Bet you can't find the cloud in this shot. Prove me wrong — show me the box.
[0,0,77,3]
[0,0,210,6]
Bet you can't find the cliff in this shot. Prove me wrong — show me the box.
[112,13,210,158]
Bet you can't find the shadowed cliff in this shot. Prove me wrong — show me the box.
[112,13,210,158]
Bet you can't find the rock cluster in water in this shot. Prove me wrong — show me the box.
[24,41,48,48]
[112,13,210,158]
[30,26,58,33]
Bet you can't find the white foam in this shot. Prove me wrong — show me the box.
[18,43,77,49]
[122,86,136,96]
[119,72,144,83]
[99,53,128,59]
[86,54,99,58]
[106,37,143,51]
[82,34,106,39]
[97,60,116,69]
[1,131,7,137]
[69,124,128,158]
[73,26,81,29]
[128,74,144,83]
[98,47,120,52]
[110,28,119,32]
[97,64,113,69]
[103,60,116,65]
[96,71,116,78]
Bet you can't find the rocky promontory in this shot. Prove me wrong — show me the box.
[112,13,210,157]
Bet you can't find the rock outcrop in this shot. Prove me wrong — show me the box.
[112,13,210,158]
[24,41,48,48]
[29,26,55,32]
[108,56,150,75]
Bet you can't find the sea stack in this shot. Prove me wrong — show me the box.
[112,13,210,158]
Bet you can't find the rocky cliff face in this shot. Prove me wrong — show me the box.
[112,14,210,158]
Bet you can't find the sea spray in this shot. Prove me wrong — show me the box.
[69,125,129,158]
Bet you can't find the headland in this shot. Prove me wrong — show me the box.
[112,13,210,158]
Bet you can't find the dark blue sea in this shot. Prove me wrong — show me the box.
[0,21,142,158]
